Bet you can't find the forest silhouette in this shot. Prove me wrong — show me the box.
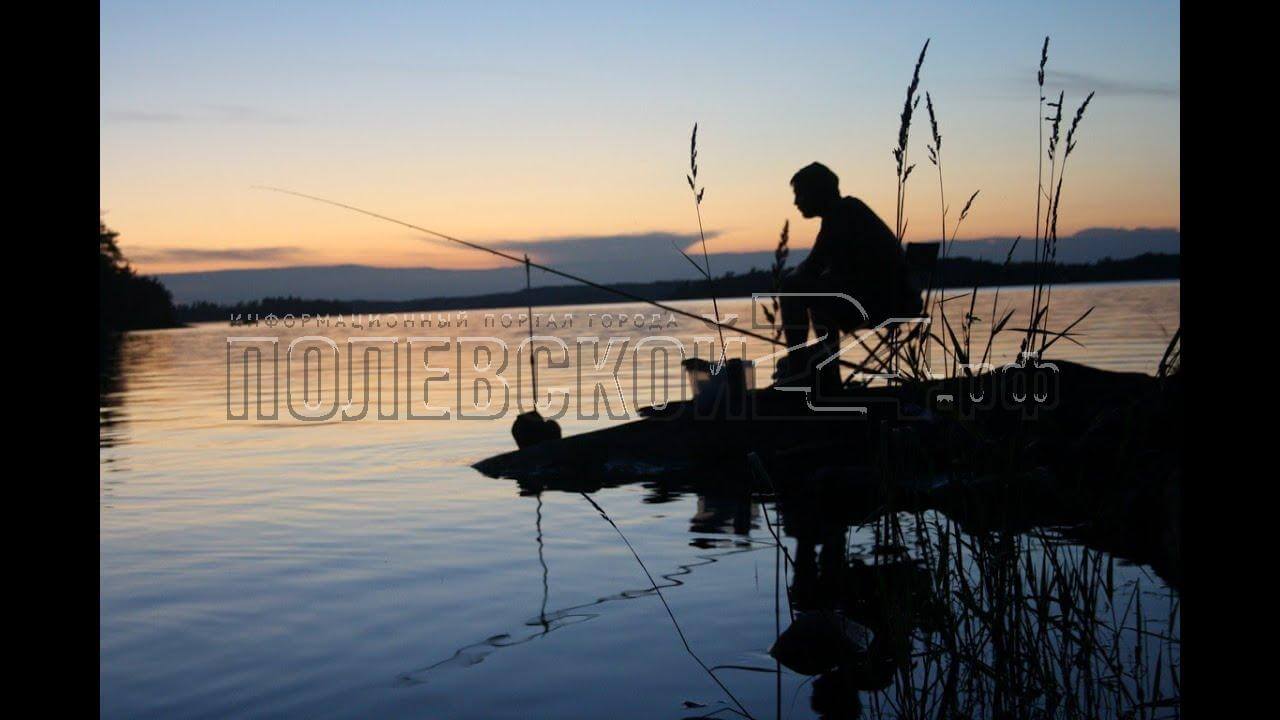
[100,218,180,338]
[173,252,1178,323]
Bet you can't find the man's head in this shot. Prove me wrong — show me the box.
[790,162,841,218]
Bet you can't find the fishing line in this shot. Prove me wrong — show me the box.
[578,491,755,720]
[524,254,539,408]
[254,185,786,349]
[536,493,549,630]
[257,185,893,379]
[747,453,796,621]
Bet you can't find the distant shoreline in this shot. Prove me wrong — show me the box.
[174,254,1178,324]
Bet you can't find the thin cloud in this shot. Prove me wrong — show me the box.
[129,246,304,264]
[984,68,1178,102]
[199,103,302,125]
[1044,70,1178,99]
[490,231,722,266]
[103,110,187,124]
[358,59,546,80]
[103,104,301,126]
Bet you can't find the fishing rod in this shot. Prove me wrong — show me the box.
[524,254,539,404]
[255,185,794,349]
[256,186,893,379]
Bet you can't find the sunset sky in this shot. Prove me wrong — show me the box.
[101,1,1179,275]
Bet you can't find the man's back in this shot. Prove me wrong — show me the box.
[811,196,919,323]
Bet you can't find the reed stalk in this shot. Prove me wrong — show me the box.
[685,123,729,371]
[759,221,790,342]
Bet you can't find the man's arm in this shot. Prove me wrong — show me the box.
[796,228,831,279]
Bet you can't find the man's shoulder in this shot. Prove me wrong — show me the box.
[842,196,873,213]
[834,196,882,228]
[839,196,899,246]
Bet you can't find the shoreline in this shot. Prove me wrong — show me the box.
[164,276,1179,330]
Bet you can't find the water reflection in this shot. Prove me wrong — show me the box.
[506,463,1178,718]
[99,334,125,449]
[399,486,770,689]
[99,286,1179,718]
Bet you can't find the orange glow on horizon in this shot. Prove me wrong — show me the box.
[111,190,1180,275]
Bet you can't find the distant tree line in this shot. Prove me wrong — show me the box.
[175,252,1178,322]
[928,253,1179,289]
[100,219,180,335]
[177,297,360,323]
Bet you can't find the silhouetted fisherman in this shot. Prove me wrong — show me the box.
[775,162,922,386]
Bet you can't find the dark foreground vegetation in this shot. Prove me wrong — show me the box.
[474,35,1181,719]
[100,219,181,335]
[174,252,1177,323]
[479,356,1182,718]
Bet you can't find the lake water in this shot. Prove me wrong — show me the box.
[101,280,1180,719]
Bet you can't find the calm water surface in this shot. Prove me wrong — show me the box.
[101,281,1180,719]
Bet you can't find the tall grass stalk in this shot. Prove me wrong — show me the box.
[1037,92,1095,353]
[1033,38,1049,313]
[853,508,1179,719]
[759,221,790,342]
[912,90,948,379]
[684,123,729,371]
[979,237,1022,368]
[1157,328,1181,379]
[820,38,1101,393]
[894,40,930,245]
[885,40,928,383]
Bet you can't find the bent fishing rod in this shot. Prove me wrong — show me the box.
[255,186,880,373]
[256,186,787,344]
